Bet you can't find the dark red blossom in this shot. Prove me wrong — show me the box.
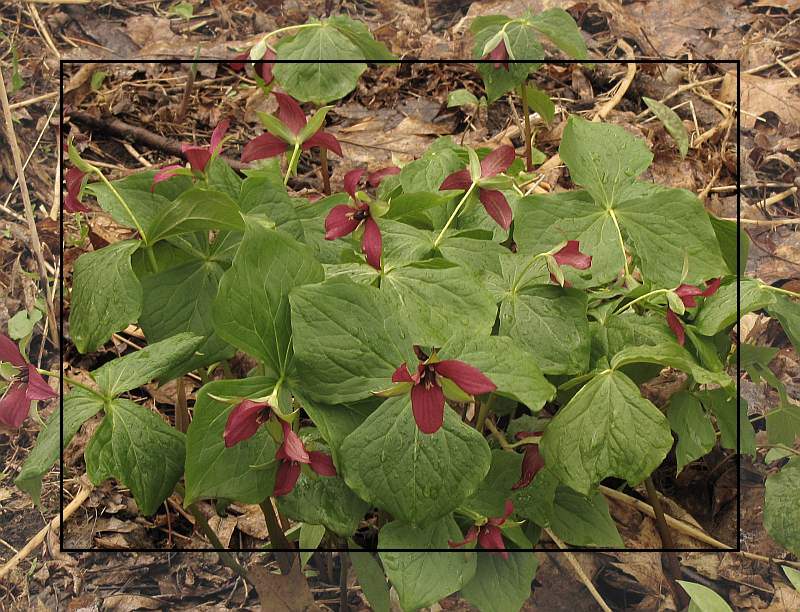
[392,347,496,434]
[241,92,342,163]
[229,48,275,83]
[666,278,721,346]
[511,432,545,490]
[274,419,337,496]
[439,145,516,230]
[151,119,230,190]
[449,499,514,559]
[223,399,271,448]
[65,167,90,213]
[548,240,592,286]
[485,39,510,71]
[0,333,56,429]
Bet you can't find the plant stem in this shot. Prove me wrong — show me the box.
[284,143,301,186]
[259,498,297,575]
[617,288,668,314]
[433,183,477,248]
[93,168,148,243]
[643,477,689,610]
[145,245,159,273]
[766,285,800,299]
[175,376,189,433]
[36,368,99,397]
[607,208,629,280]
[261,23,321,49]
[319,146,331,195]
[339,540,349,611]
[188,503,251,583]
[475,393,495,432]
[520,82,533,171]
[483,418,513,451]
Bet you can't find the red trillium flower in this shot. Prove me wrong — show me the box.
[151,119,230,189]
[666,278,721,346]
[274,419,337,497]
[439,145,516,230]
[324,167,397,269]
[229,48,275,84]
[449,499,514,559]
[392,346,496,435]
[223,399,271,448]
[0,333,56,428]
[511,432,545,490]
[485,39,510,71]
[65,166,90,213]
[241,92,343,163]
[549,240,592,286]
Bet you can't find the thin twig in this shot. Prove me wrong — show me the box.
[544,529,612,612]
[9,90,58,110]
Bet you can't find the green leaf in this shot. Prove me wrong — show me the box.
[8,308,42,340]
[765,457,800,556]
[340,395,491,524]
[499,284,590,375]
[85,416,114,484]
[694,278,775,336]
[528,8,588,59]
[709,215,748,277]
[461,450,523,518]
[559,116,653,209]
[436,234,506,278]
[70,240,143,354]
[15,388,105,505]
[441,335,555,411]
[213,221,323,376]
[205,156,243,201]
[667,392,716,474]
[348,541,391,612]
[523,83,555,124]
[378,516,477,611]
[768,294,800,353]
[540,370,673,494]
[447,89,479,108]
[290,278,411,403]
[86,184,167,236]
[460,551,538,612]
[239,176,304,240]
[643,97,689,158]
[695,389,756,457]
[257,110,297,144]
[148,188,244,243]
[590,313,676,364]
[327,15,394,62]
[274,21,366,104]
[783,566,800,592]
[299,523,326,568]
[678,581,734,612]
[379,219,435,269]
[92,332,204,398]
[610,343,732,387]
[550,486,624,547]
[511,467,559,527]
[86,398,186,516]
[184,378,278,506]
[474,22,543,102]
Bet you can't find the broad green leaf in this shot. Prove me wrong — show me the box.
[327,15,394,61]
[470,15,510,32]
[559,116,653,208]
[441,335,555,411]
[70,240,142,354]
[436,234,506,278]
[447,88,479,108]
[667,392,716,474]
[16,388,105,505]
[378,516,477,611]
[694,278,775,335]
[87,184,167,236]
[340,395,491,524]
[213,221,323,376]
[695,389,756,456]
[678,581,734,612]
[184,378,278,506]
[386,192,452,223]
[379,219,435,269]
[399,146,463,193]
[474,22,543,102]
[348,541,391,612]
[511,467,559,527]
[615,188,727,287]
[499,284,590,375]
[92,332,204,399]
[8,309,42,340]
[86,398,186,516]
[591,312,676,365]
[147,188,244,244]
[299,523,326,568]
[290,278,411,403]
[85,415,114,484]
[487,252,549,301]
[206,157,243,201]
[783,566,800,592]
[643,97,689,158]
[709,215,749,277]
[461,450,523,518]
[541,370,673,494]
[768,294,800,353]
[610,343,732,387]
[274,21,366,104]
[460,551,538,612]
[765,457,800,556]
[523,83,555,124]
[278,469,369,537]
[549,486,624,547]
[528,8,588,59]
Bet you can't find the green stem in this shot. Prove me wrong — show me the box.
[617,288,668,314]
[475,393,495,432]
[92,167,148,244]
[36,368,100,397]
[259,498,297,575]
[284,143,301,186]
[433,183,477,248]
[484,418,513,451]
[608,208,629,280]
[145,245,158,273]
[261,23,321,49]
[766,285,800,299]
[519,82,533,171]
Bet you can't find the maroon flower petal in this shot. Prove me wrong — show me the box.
[478,525,508,558]
[439,169,472,191]
[324,205,360,240]
[410,383,445,434]
[258,49,276,84]
[480,145,516,178]
[344,168,365,199]
[675,284,703,308]
[308,451,337,477]
[0,333,27,367]
[361,216,382,270]
[273,461,302,497]
[701,278,721,297]
[392,363,414,383]
[228,51,249,72]
[553,240,592,270]
[478,189,513,230]
[150,164,183,192]
[181,144,212,173]
[25,365,56,401]
[448,526,479,549]
[666,308,686,346]
[0,382,29,429]
[367,166,401,187]
[223,399,269,448]
[276,419,310,464]
[274,91,307,135]
[209,119,230,154]
[433,360,496,395]
[302,130,343,157]
[65,167,90,213]
[512,446,545,490]
[487,499,514,527]
[241,133,289,163]
[486,39,510,71]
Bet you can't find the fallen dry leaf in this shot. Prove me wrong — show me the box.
[249,560,321,612]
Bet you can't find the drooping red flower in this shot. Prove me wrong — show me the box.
[228,51,249,72]
[0,333,57,429]
[151,119,230,190]
[241,92,342,163]
[485,39,510,71]
[274,419,337,496]
[366,166,401,187]
[548,240,592,286]
[65,166,90,213]
[511,431,545,490]
[223,399,271,448]
[666,278,721,346]
[439,145,516,230]
[449,499,514,559]
[229,48,276,84]
[324,167,397,269]
[391,346,496,434]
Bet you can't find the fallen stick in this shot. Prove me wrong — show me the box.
[545,529,613,612]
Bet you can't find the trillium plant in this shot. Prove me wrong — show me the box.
[6,11,800,612]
